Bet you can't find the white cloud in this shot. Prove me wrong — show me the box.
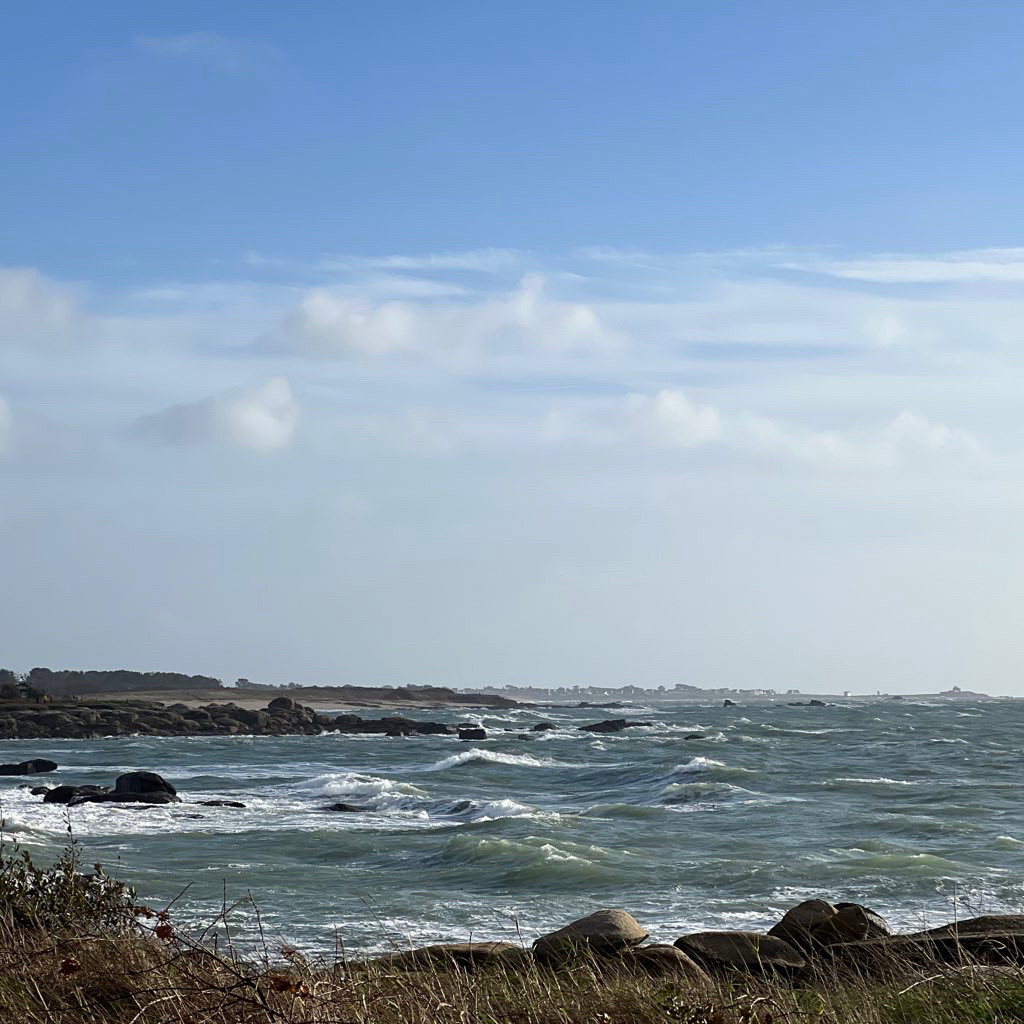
[277,273,621,360]
[137,32,283,74]
[784,248,1024,284]
[0,269,85,348]
[544,388,986,471]
[134,377,299,452]
[319,248,522,273]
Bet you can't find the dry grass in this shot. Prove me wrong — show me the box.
[3,837,1024,1023]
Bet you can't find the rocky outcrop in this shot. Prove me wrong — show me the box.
[578,719,652,734]
[44,784,110,805]
[0,758,58,775]
[0,699,459,740]
[70,772,181,805]
[674,931,805,975]
[533,910,648,963]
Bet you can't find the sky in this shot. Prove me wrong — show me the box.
[2,2,1023,694]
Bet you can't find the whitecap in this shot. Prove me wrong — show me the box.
[423,748,563,772]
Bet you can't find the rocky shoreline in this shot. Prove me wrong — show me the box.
[375,904,1024,983]
[0,696,500,740]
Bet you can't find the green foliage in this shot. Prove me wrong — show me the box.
[0,829,138,933]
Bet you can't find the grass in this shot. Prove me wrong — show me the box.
[2,835,1024,1023]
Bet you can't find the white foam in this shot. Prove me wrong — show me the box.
[424,748,563,772]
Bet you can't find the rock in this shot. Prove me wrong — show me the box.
[684,733,705,740]
[916,915,1024,939]
[74,791,178,806]
[0,758,58,775]
[533,909,648,962]
[532,723,556,732]
[768,899,837,948]
[458,727,487,741]
[579,719,653,734]
[43,784,111,804]
[674,931,805,975]
[382,942,532,971]
[29,785,51,796]
[619,944,711,982]
[722,699,737,707]
[197,800,247,808]
[325,802,369,812]
[113,771,179,800]
[268,696,296,711]
[809,904,890,946]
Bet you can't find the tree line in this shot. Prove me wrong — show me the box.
[0,667,224,700]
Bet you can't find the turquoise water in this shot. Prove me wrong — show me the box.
[1,700,1021,952]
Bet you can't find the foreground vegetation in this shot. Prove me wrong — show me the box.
[2,836,1024,1023]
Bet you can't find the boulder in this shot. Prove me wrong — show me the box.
[579,719,652,734]
[197,800,247,808]
[809,904,890,946]
[268,696,296,711]
[0,758,58,775]
[75,791,178,806]
[113,771,179,799]
[722,699,737,707]
[325,802,369,812]
[29,785,51,796]
[533,909,648,963]
[674,931,805,975]
[768,899,837,948]
[43,785,111,805]
[458,727,487,741]
[532,723,556,732]
[382,942,532,971]
[619,944,711,982]
[916,915,1024,939]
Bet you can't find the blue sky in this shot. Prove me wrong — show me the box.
[2,4,1024,693]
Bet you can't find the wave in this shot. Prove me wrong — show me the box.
[833,777,920,787]
[299,772,429,812]
[423,748,564,772]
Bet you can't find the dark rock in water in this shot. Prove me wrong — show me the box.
[197,800,247,808]
[458,727,487,741]
[29,785,51,796]
[382,941,532,971]
[113,771,179,799]
[808,699,828,707]
[0,758,58,775]
[809,904,890,946]
[576,701,628,709]
[579,719,652,734]
[532,722,556,732]
[325,802,369,812]
[75,791,178,806]
[534,909,648,963]
[722,699,737,707]
[44,784,111,804]
[683,733,705,741]
[768,899,837,949]
[674,931,805,975]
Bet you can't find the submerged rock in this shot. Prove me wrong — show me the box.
[579,719,652,734]
[325,802,369,812]
[532,723,556,732]
[197,800,247,808]
[458,727,487,741]
[43,784,111,805]
[0,758,58,775]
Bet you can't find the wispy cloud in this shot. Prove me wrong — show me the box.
[137,32,284,74]
[133,378,299,452]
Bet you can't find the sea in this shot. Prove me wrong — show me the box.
[1,699,1021,954]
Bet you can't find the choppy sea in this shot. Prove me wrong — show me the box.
[1,699,1021,952]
